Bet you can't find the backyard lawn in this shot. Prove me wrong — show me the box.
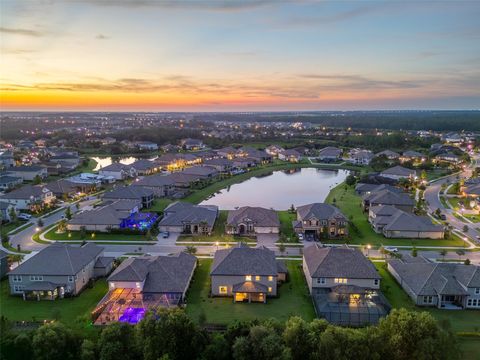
[325,184,465,247]
[278,210,297,241]
[0,279,107,328]
[148,198,173,213]
[185,259,316,325]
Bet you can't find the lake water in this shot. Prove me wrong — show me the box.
[91,156,156,171]
[200,167,349,210]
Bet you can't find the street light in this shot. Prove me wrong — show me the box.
[215,241,219,250]
[366,244,371,257]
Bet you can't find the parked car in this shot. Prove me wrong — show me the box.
[18,213,32,220]
[384,246,398,253]
[162,231,170,239]
[440,214,447,220]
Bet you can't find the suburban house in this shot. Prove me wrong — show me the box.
[0,150,15,168]
[49,153,81,169]
[203,158,234,173]
[0,185,55,211]
[6,165,47,181]
[68,199,158,232]
[99,163,137,180]
[265,145,285,157]
[435,153,462,164]
[236,147,272,164]
[210,244,287,303]
[0,250,8,278]
[130,159,159,176]
[8,243,106,300]
[158,202,218,235]
[379,166,417,181]
[362,189,415,212]
[216,146,237,159]
[278,149,303,162]
[180,138,205,150]
[348,150,374,165]
[400,151,426,163]
[369,205,445,239]
[133,174,176,197]
[93,252,196,324]
[293,203,348,239]
[46,179,78,198]
[388,255,480,309]
[181,165,219,179]
[0,201,17,222]
[375,150,400,160]
[103,186,154,208]
[0,175,22,191]
[225,206,280,235]
[318,147,342,162]
[355,183,402,196]
[135,141,159,151]
[303,244,389,326]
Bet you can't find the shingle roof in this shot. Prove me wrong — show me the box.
[232,281,268,293]
[0,185,51,200]
[182,165,218,177]
[133,174,175,187]
[375,150,400,158]
[211,244,278,276]
[108,252,196,293]
[380,166,417,177]
[69,199,140,226]
[363,189,414,207]
[8,165,45,172]
[388,258,480,296]
[9,243,103,276]
[159,202,218,227]
[227,207,280,227]
[318,147,342,157]
[103,186,153,200]
[99,163,133,172]
[383,211,444,232]
[296,203,346,221]
[130,159,156,171]
[303,244,380,279]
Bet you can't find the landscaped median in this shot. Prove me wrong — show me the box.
[33,223,157,245]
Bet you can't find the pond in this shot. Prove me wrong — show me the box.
[200,167,349,210]
[91,156,156,171]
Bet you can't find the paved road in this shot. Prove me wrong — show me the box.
[424,154,480,247]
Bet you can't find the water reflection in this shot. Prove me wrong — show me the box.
[200,167,349,210]
[91,156,157,171]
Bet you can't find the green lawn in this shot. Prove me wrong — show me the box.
[325,184,465,247]
[1,220,29,236]
[278,210,297,241]
[448,197,473,210]
[464,214,480,223]
[43,225,153,242]
[185,259,316,325]
[0,279,107,329]
[148,198,173,212]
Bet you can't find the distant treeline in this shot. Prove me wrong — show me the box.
[194,111,480,131]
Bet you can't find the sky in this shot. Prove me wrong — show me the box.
[0,0,479,111]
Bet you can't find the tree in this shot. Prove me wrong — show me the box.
[465,258,471,265]
[439,249,448,261]
[98,322,139,360]
[233,325,288,360]
[32,175,42,185]
[462,225,469,233]
[80,339,96,360]
[8,207,17,224]
[1,233,10,246]
[289,204,295,213]
[32,322,80,360]
[58,219,67,233]
[65,207,73,220]
[376,308,460,360]
[277,242,286,256]
[201,333,230,360]
[79,226,87,240]
[456,249,465,260]
[13,332,33,360]
[345,174,356,186]
[411,247,418,257]
[283,317,313,360]
[185,245,197,255]
[420,170,427,181]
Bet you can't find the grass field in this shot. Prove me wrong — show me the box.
[278,210,297,241]
[43,225,152,242]
[0,279,107,330]
[1,220,29,236]
[325,184,465,247]
[185,259,316,325]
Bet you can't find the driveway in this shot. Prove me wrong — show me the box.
[256,233,279,246]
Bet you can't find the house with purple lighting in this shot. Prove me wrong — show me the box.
[92,252,197,325]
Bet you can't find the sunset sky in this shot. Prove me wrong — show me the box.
[1,0,479,111]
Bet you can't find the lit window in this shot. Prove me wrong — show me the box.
[136,282,141,288]
[245,275,252,281]
[219,286,228,294]
[268,287,272,293]
[268,276,273,282]
[255,276,260,281]
[334,278,347,284]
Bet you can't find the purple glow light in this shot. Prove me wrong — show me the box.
[118,307,146,324]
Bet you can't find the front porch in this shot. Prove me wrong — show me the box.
[439,294,465,309]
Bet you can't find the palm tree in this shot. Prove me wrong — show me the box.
[439,249,447,261]
[185,245,197,255]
